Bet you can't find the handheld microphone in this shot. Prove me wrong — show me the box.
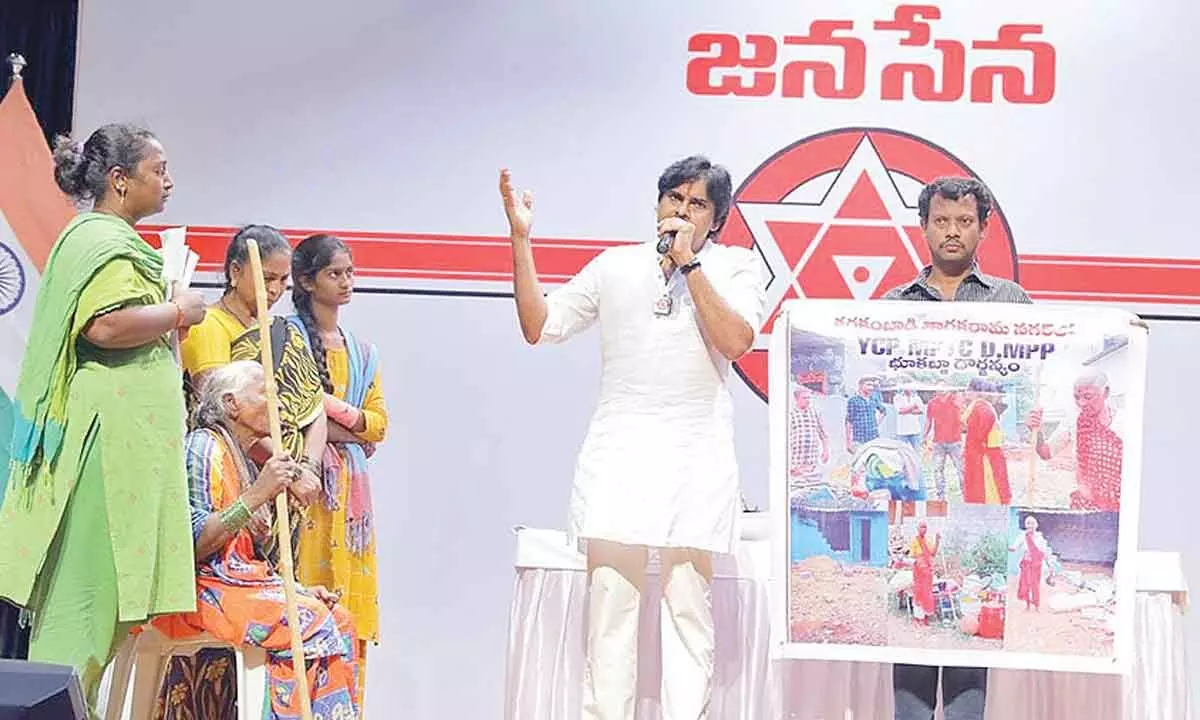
[656,231,676,255]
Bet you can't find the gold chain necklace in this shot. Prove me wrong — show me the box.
[219,296,253,329]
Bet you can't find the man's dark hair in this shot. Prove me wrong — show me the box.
[917,176,994,227]
[657,155,733,233]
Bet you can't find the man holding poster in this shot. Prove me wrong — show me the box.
[882,177,1031,720]
[498,157,766,720]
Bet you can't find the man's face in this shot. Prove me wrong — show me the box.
[859,379,876,397]
[917,522,928,537]
[656,179,717,248]
[1074,382,1108,415]
[924,193,985,270]
[794,387,812,409]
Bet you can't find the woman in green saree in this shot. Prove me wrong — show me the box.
[0,123,207,710]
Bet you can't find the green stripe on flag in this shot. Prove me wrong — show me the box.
[0,389,10,506]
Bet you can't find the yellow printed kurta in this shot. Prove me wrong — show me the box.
[180,305,244,377]
[298,346,388,642]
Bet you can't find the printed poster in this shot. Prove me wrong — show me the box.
[769,299,1147,673]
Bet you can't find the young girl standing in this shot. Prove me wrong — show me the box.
[290,234,388,699]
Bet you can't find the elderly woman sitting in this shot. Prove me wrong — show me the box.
[153,361,359,718]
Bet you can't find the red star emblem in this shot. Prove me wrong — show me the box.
[721,128,1019,400]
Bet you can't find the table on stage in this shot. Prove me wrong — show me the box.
[504,522,1191,720]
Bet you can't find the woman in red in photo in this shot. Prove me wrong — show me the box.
[1010,515,1051,611]
[909,522,940,624]
[962,378,1012,504]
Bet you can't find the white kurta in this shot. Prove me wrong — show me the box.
[540,240,766,554]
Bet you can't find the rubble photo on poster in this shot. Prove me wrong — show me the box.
[770,299,1146,674]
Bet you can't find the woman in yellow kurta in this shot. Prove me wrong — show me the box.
[178,224,292,394]
[179,225,327,484]
[289,233,388,695]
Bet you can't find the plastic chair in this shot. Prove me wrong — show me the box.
[101,626,268,720]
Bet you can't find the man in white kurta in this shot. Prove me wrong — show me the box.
[500,156,766,720]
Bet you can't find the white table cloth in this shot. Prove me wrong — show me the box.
[505,526,1191,719]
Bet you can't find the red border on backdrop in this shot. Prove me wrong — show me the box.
[142,225,1200,306]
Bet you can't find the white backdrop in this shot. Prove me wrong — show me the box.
[74,1,1199,717]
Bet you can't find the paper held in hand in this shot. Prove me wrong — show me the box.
[159,226,199,299]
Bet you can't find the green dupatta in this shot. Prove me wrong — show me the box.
[7,213,165,498]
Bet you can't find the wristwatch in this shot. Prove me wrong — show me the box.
[680,258,702,275]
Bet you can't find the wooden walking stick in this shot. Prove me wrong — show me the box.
[247,239,314,720]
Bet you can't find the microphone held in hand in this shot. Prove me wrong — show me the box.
[656,231,676,255]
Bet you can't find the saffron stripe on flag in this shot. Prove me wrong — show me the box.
[0,78,75,399]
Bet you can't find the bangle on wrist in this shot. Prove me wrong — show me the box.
[219,497,253,535]
[171,300,185,329]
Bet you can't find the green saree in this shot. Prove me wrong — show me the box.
[0,213,196,704]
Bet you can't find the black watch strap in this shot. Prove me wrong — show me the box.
[680,258,702,275]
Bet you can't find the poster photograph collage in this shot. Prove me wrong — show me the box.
[775,300,1145,672]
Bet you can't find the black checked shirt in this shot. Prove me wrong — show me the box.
[883,265,1032,304]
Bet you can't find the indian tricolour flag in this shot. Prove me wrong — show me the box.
[0,78,74,496]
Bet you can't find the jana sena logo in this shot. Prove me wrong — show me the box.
[720,127,1020,401]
